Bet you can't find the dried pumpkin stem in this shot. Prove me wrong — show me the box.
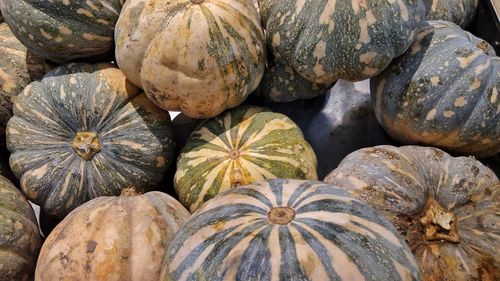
[268,207,295,225]
[190,0,204,4]
[72,132,101,161]
[419,199,460,243]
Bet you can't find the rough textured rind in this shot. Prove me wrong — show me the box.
[259,0,426,85]
[0,0,124,63]
[325,145,500,281]
[0,175,42,281]
[162,179,421,281]
[35,191,190,281]
[174,106,318,212]
[6,63,176,219]
[372,21,499,158]
[423,0,478,27]
[115,0,266,118]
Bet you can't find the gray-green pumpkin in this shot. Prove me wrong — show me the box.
[0,0,125,63]
[371,21,499,158]
[423,0,478,27]
[6,63,175,219]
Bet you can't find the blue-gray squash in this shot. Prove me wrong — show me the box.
[423,0,478,27]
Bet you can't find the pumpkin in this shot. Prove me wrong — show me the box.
[0,175,42,281]
[162,179,421,281]
[325,145,500,281]
[423,0,478,27]
[372,21,499,158]
[174,105,317,212]
[6,63,175,219]
[115,0,266,119]
[0,23,52,149]
[35,189,190,281]
[258,0,426,87]
[0,0,124,64]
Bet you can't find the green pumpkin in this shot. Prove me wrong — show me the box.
[371,21,499,158]
[0,0,124,63]
[115,0,266,119]
[0,175,42,281]
[258,0,426,88]
[162,179,421,281]
[423,0,478,27]
[174,105,317,212]
[6,63,175,219]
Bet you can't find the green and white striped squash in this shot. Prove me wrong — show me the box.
[115,0,266,119]
[162,179,421,281]
[423,0,478,28]
[372,21,499,158]
[258,0,426,86]
[174,106,318,212]
[0,175,42,281]
[0,0,124,64]
[6,63,175,219]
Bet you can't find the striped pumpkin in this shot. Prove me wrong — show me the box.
[0,0,124,63]
[162,179,421,281]
[423,0,478,27]
[115,0,266,118]
[372,21,499,158]
[325,145,500,281]
[174,106,318,212]
[6,63,175,219]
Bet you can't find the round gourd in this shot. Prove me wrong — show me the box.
[162,179,421,281]
[258,0,426,87]
[174,105,318,212]
[0,175,42,281]
[35,190,190,281]
[423,0,478,27]
[6,63,175,219]
[115,0,266,118]
[372,21,499,158]
[0,0,124,63]
[325,145,500,281]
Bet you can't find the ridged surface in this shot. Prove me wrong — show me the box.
[325,145,500,281]
[163,179,421,281]
[423,0,478,27]
[115,0,266,118]
[174,106,318,212]
[7,63,175,218]
[371,21,499,158]
[0,175,42,281]
[36,192,190,281]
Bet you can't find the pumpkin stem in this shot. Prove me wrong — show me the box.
[190,0,204,3]
[120,187,141,197]
[268,207,295,225]
[476,41,490,53]
[419,199,460,243]
[72,132,101,161]
[228,149,240,160]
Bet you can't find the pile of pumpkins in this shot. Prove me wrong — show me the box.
[0,0,498,281]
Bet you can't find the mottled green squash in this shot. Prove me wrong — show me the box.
[258,0,426,88]
[423,0,478,27]
[0,0,124,63]
[36,190,190,281]
[325,145,500,281]
[162,179,421,281]
[174,106,317,212]
[0,175,42,281]
[115,0,266,118]
[372,21,499,158]
[7,63,175,219]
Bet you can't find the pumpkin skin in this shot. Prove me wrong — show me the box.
[423,0,478,27]
[325,145,500,281]
[35,190,190,281]
[115,0,266,119]
[372,21,499,158]
[6,63,175,219]
[162,179,421,281]
[0,175,42,281]
[258,0,426,85]
[0,0,124,64]
[174,105,317,212]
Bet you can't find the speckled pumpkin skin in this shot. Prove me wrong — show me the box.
[35,191,190,281]
[6,63,175,219]
[0,175,42,281]
[325,145,500,281]
[423,0,478,27]
[175,106,318,212]
[0,0,124,64]
[115,0,266,119]
[372,21,499,158]
[258,0,426,85]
